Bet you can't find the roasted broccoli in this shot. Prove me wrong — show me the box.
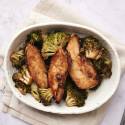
[10,48,25,69]
[65,78,88,107]
[39,88,53,106]
[42,32,70,59]
[80,36,112,79]
[31,83,40,102]
[92,55,112,78]
[15,82,31,95]
[81,36,102,60]
[12,65,32,85]
[26,31,43,49]
[92,45,112,78]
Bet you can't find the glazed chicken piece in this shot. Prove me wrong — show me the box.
[26,44,48,88]
[67,34,98,89]
[48,48,68,103]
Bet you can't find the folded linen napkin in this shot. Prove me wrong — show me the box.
[0,0,120,125]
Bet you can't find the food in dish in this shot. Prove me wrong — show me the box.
[48,48,68,103]
[67,34,98,89]
[26,43,48,88]
[42,32,69,59]
[10,30,112,107]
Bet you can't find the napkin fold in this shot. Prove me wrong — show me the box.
[0,0,113,125]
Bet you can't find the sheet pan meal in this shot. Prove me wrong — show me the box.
[10,31,112,107]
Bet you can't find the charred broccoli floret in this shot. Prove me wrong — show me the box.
[12,65,32,85]
[80,36,112,79]
[81,36,102,60]
[42,32,70,59]
[92,52,112,78]
[15,82,31,95]
[15,82,27,95]
[20,65,32,85]
[39,88,53,106]
[26,31,43,49]
[31,83,40,102]
[10,48,25,69]
[65,78,88,107]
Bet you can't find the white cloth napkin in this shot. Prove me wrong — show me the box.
[0,0,121,125]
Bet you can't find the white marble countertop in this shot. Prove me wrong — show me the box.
[0,0,125,125]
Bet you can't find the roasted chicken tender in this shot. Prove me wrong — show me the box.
[26,44,48,88]
[48,48,68,103]
[67,34,98,89]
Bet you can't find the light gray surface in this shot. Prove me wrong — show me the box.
[0,0,125,125]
